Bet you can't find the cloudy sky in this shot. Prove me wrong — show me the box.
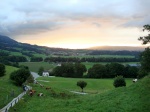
[0,0,149,49]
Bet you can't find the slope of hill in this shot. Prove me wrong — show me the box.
[0,66,22,108]
[0,35,76,57]
[79,75,150,112]
[9,75,150,112]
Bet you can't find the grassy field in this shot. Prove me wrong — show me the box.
[37,77,133,93]
[9,76,150,112]
[19,62,56,72]
[10,77,148,112]
[0,66,23,108]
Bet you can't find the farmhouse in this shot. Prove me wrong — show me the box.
[42,71,49,77]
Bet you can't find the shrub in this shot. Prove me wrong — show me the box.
[10,68,31,86]
[38,66,44,76]
[138,69,148,79]
[26,74,34,83]
[113,75,126,88]
[77,80,87,92]
[0,63,5,77]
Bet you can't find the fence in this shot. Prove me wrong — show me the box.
[0,86,31,112]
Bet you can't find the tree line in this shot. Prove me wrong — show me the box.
[88,50,141,57]
[52,62,139,78]
[87,63,139,78]
[44,57,139,63]
[52,63,87,78]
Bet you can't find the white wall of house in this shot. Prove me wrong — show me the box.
[42,72,49,77]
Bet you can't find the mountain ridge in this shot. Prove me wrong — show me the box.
[88,45,145,51]
[0,34,145,51]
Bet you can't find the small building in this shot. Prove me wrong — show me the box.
[57,63,61,66]
[42,71,49,77]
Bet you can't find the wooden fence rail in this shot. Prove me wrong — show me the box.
[0,86,31,112]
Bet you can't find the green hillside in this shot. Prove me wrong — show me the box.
[9,75,150,112]
[0,66,23,108]
[77,75,150,112]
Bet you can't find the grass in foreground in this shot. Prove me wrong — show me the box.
[0,66,22,108]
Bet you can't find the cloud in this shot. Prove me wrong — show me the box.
[0,0,149,38]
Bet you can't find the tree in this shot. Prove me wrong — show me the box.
[0,63,5,77]
[10,68,31,86]
[87,64,107,78]
[38,66,44,76]
[113,75,126,88]
[26,74,34,83]
[77,80,87,92]
[106,63,125,78]
[74,63,87,78]
[138,25,150,45]
[138,69,148,79]
[138,25,150,77]
[140,47,150,72]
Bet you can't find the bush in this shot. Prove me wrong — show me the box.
[0,63,5,77]
[10,68,31,86]
[77,80,87,92]
[113,75,126,88]
[26,74,34,83]
[38,66,44,76]
[138,69,148,79]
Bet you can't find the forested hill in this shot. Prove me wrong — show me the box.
[0,35,74,55]
[89,46,145,51]
[0,35,142,57]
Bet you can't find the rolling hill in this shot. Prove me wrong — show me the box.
[88,46,145,51]
[0,35,78,57]
[8,75,150,112]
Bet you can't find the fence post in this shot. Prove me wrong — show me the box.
[0,86,31,112]
[5,108,7,112]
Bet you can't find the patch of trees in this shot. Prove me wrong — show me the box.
[21,51,33,57]
[38,67,44,76]
[30,57,43,62]
[87,63,139,78]
[7,56,27,62]
[0,63,6,77]
[138,24,150,78]
[44,57,139,63]
[88,50,141,57]
[0,51,9,56]
[0,55,27,67]
[10,68,31,86]
[52,63,87,78]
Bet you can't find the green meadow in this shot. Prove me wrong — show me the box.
[0,66,22,108]
[19,62,56,72]
[9,75,150,112]
[37,77,133,93]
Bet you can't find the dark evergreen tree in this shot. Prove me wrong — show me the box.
[0,63,6,77]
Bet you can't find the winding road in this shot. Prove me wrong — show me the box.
[30,72,41,79]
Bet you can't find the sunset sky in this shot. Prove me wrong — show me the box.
[0,0,149,49]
